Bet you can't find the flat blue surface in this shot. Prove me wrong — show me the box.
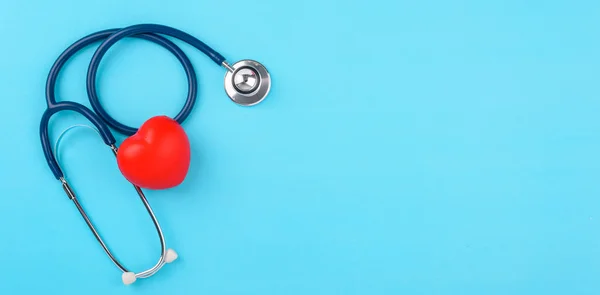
[0,0,599,294]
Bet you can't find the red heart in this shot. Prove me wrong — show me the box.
[116,115,191,190]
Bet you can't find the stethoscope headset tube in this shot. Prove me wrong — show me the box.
[86,24,225,135]
[40,23,269,284]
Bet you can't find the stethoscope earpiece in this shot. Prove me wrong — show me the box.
[223,59,271,106]
[121,248,179,285]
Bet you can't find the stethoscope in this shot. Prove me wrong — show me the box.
[39,23,271,285]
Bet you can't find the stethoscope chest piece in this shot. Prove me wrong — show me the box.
[224,59,271,106]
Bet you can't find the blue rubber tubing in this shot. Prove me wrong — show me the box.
[85,24,226,136]
[42,24,226,179]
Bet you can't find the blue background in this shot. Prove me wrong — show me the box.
[0,0,599,294]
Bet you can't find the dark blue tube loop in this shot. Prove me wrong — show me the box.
[87,23,225,135]
[41,23,227,179]
[46,29,198,108]
[40,102,117,179]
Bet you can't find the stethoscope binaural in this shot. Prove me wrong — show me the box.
[40,23,271,285]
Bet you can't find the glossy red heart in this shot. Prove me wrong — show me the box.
[116,115,191,190]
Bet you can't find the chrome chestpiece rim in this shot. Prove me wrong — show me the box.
[223,59,271,106]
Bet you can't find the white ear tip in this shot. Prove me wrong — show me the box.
[165,248,178,263]
[122,272,136,285]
